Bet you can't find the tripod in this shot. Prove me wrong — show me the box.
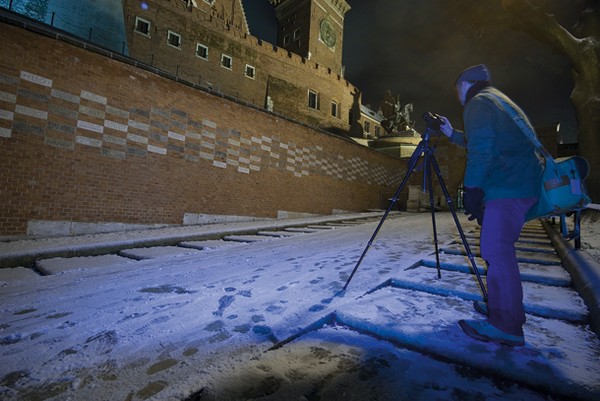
[341,125,488,302]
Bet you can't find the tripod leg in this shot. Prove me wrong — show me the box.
[341,141,426,292]
[425,148,442,279]
[429,152,488,301]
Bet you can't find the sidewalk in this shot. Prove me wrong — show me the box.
[0,211,389,269]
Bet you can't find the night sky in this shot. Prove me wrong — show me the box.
[243,0,580,142]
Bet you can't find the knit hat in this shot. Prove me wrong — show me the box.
[456,64,491,85]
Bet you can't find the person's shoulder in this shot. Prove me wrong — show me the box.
[469,87,507,110]
[474,86,501,100]
[476,86,513,103]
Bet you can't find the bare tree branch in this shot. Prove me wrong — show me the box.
[500,0,584,68]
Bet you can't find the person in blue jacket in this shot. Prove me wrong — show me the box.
[439,64,543,346]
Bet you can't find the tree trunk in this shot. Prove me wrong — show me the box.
[500,0,600,202]
[570,39,600,202]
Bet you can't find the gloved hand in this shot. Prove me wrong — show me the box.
[464,187,484,225]
[438,115,453,138]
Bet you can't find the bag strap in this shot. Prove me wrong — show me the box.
[479,92,553,160]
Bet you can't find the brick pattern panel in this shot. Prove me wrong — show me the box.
[0,22,406,236]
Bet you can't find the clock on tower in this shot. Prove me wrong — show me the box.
[319,18,336,48]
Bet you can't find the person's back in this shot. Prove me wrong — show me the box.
[462,86,542,200]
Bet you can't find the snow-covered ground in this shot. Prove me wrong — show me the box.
[0,210,599,401]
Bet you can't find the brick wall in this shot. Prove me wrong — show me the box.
[0,21,406,237]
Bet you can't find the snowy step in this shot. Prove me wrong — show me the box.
[266,326,532,401]
[256,231,304,237]
[283,228,324,233]
[304,288,600,401]
[467,225,548,239]
[517,232,551,240]
[118,246,203,260]
[440,245,561,265]
[222,235,274,243]
[325,222,357,227]
[521,228,547,235]
[367,267,587,323]
[35,254,135,275]
[0,266,40,282]
[464,232,552,246]
[421,254,572,287]
[179,239,245,250]
[451,238,555,253]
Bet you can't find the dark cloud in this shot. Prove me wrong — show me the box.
[244,0,579,142]
[343,0,579,141]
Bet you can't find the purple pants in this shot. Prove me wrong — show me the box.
[479,197,537,336]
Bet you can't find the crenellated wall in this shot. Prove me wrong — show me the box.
[122,0,358,135]
[0,20,405,237]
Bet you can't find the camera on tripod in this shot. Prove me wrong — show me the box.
[342,108,488,301]
[422,111,445,131]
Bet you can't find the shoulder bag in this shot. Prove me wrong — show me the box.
[481,92,591,221]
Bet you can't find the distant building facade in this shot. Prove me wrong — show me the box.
[123,0,361,136]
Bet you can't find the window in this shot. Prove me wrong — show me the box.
[331,101,338,118]
[245,64,255,79]
[221,54,232,70]
[134,17,150,36]
[196,43,208,60]
[283,34,290,46]
[375,126,381,137]
[308,90,319,110]
[364,120,371,134]
[293,28,301,41]
[167,30,181,49]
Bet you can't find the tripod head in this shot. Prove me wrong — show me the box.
[421,111,445,140]
[422,111,444,130]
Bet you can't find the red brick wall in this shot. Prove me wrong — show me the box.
[0,22,405,236]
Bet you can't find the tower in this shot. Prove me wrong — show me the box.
[269,0,350,75]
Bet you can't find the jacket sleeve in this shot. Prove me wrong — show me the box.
[463,98,496,189]
[450,129,467,148]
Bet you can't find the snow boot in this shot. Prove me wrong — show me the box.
[458,319,524,347]
[473,300,488,316]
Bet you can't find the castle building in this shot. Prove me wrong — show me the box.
[3,0,384,140]
[122,0,375,137]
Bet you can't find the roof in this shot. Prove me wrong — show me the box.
[360,104,385,123]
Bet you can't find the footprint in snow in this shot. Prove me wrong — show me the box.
[133,315,171,335]
[252,314,265,323]
[265,304,285,314]
[213,295,235,317]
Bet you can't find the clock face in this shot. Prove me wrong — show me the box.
[320,19,336,48]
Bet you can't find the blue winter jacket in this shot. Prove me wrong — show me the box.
[451,86,543,200]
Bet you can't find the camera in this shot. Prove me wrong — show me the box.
[422,111,445,131]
